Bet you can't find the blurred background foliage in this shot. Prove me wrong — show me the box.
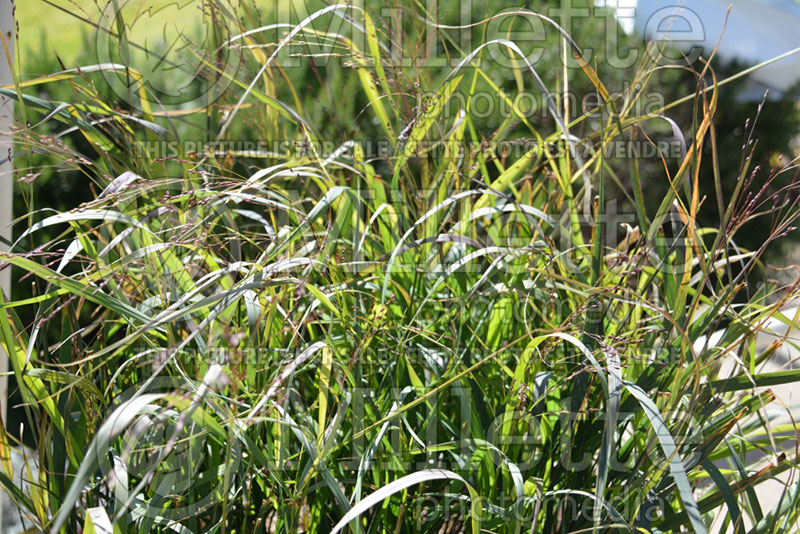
[14,0,799,251]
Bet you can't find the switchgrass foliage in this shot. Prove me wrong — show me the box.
[1,2,800,533]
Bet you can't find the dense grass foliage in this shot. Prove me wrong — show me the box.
[1,1,800,533]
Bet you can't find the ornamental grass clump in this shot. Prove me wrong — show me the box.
[0,2,799,533]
